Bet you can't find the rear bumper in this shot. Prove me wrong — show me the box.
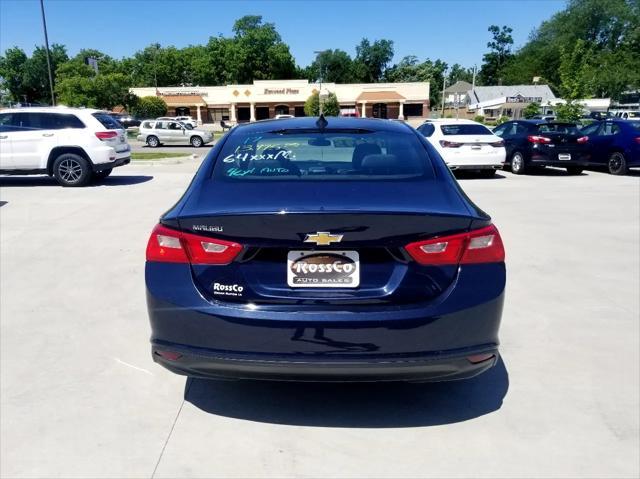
[146,262,505,382]
[527,145,590,167]
[93,157,130,172]
[151,345,499,382]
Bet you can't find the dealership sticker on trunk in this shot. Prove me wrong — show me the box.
[287,251,360,288]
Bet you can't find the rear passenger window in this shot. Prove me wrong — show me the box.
[418,123,435,137]
[601,123,621,136]
[36,113,85,129]
[92,113,122,130]
[142,121,155,128]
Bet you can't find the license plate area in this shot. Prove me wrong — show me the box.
[558,153,571,161]
[287,250,360,288]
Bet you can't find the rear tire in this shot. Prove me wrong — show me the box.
[510,151,526,175]
[52,153,92,187]
[147,135,160,148]
[566,166,583,175]
[93,168,112,180]
[190,136,203,147]
[608,152,628,175]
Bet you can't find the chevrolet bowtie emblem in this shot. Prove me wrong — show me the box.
[304,232,343,246]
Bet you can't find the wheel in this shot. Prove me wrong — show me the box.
[566,166,583,175]
[190,135,203,147]
[93,168,112,180]
[146,135,160,148]
[608,152,628,175]
[479,169,497,178]
[52,153,92,187]
[510,151,526,175]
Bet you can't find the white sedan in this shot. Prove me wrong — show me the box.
[416,119,506,176]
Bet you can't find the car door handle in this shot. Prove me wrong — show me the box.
[0,135,7,139]
[42,133,54,137]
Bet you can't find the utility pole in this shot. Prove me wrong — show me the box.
[39,0,55,106]
[441,69,448,117]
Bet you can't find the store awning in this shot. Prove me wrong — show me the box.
[356,91,406,102]
[161,95,207,107]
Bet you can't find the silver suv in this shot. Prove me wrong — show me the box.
[137,119,213,148]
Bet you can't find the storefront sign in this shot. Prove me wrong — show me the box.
[160,90,208,97]
[506,95,542,103]
[263,88,300,95]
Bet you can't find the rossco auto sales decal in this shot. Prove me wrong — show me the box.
[212,282,244,297]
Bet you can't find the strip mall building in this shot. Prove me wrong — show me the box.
[129,80,430,125]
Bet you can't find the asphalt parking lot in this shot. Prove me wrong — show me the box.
[1,163,638,478]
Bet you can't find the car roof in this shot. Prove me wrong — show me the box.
[232,116,414,134]
[0,106,105,114]
[422,118,480,124]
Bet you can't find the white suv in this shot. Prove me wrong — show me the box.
[0,107,131,186]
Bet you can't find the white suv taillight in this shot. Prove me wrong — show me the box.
[95,131,118,141]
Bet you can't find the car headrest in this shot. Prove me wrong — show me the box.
[360,154,401,174]
[352,143,381,169]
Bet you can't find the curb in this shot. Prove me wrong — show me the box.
[131,154,202,165]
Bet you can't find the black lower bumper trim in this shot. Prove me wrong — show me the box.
[93,157,130,172]
[151,347,499,382]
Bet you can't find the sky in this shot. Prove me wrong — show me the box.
[0,0,566,69]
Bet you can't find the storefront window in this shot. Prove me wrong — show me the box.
[208,108,230,123]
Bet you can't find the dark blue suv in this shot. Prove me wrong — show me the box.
[145,117,506,382]
[580,120,640,175]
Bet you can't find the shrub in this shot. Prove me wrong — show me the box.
[304,91,340,116]
[555,100,584,123]
[523,102,541,119]
[130,96,168,119]
[496,115,510,125]
[473,115,485,123]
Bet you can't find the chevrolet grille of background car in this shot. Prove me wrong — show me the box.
[304,232,343,246]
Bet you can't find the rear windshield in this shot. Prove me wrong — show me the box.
[440,124,492,135]
[93,113,122,129]
[538,123,579,134]
[213,128,434,180]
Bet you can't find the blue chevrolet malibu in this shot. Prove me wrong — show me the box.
[145,117,506,382]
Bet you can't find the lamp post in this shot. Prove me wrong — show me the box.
[313,50,328,115]
[39,0,55,106]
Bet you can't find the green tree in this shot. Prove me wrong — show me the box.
[522,102,541,119]
[0,47,28,102]
[385,56,448,106]
[306,49,355,83]
[130,96,167,118]
[353,38,394,82]
[304,91,340,116]
[555,101,585,122]
[447,64,474,84]
[0,44,68,104]
[500,0,639,98]
[232,15,296,83]
[478,25,513,85]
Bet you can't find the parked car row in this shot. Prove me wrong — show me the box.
[416,118,640,176]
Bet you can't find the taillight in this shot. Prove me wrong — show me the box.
[439,140,463,148]
[527,135,552,144]
[405,225,505,265]
[577,136,589,144]
[95,131,118,140]
[489,140,504,147]
[145,224,243,265]
[634,137,640,145]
